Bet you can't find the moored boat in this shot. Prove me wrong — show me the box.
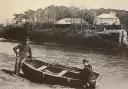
[22,58,99,88]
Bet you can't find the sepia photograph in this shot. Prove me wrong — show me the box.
[0,0,128,89]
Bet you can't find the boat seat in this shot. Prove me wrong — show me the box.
[57,70,67,77]
[36,66,47,71]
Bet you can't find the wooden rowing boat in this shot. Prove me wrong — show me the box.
[22,58,99,88]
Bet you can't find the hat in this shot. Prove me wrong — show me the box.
[82,59,89,63]
[21,36,29,43]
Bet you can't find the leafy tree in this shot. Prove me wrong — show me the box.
[13,13,25,24]
[13,5,128,27]
[24,9,35,22]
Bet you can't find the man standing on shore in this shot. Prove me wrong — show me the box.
[13,38,32,76]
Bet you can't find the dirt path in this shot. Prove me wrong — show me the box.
[0,53,28,89]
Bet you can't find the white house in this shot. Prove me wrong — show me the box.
[94,12,120,25]
[55,18,88,25]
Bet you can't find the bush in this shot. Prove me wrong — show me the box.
[3,24,27,41]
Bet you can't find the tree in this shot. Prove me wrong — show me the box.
[12,5,128,27]
[13,13,25,24]
[34,8,44,23]
[24,9,35,22]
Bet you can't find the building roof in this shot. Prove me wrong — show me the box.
[97,14,118,19]
[55,18,88,24]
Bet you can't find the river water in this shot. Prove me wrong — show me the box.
[0,40,128,89]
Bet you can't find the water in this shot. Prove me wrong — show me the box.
[0,40,128,89]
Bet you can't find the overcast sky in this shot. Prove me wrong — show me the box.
[0,0,128,24]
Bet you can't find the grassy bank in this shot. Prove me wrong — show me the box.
[0,24,121,49]
[29,29,119,49]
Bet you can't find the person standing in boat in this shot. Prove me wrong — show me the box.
[13,38,32,76]
[80,59,97,88]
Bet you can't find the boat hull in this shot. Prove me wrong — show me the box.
[22,59,99,88]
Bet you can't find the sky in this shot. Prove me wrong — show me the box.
[0,0,128,24]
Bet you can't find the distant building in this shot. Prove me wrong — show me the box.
[33,14,56,23]
[94,12,120,25]
[13,17,26,24]
[55,18,88,25]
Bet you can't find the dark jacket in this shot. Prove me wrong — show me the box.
[80,65,94,82]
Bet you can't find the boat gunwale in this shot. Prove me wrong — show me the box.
[22,60,82,81]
